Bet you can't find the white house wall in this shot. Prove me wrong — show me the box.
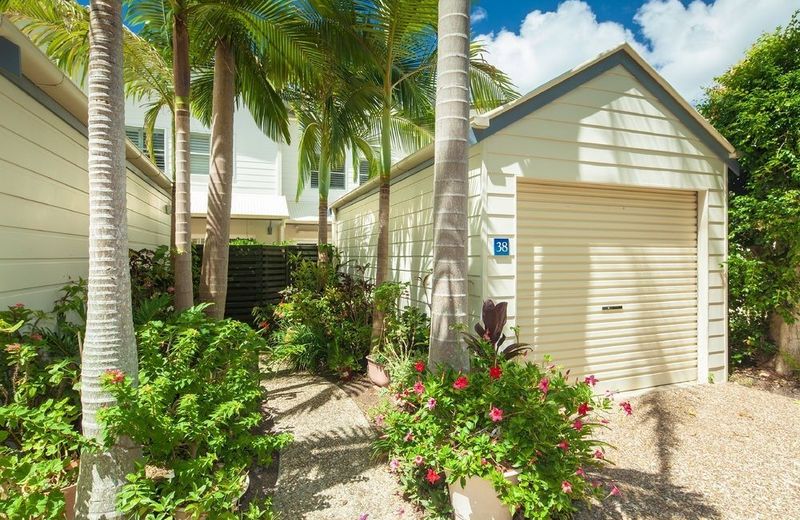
[1,76,171,311]
[480,64,727,383]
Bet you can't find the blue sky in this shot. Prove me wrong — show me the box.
[471,0,688,39]
[471,0,797,102]
[81,0,796,103]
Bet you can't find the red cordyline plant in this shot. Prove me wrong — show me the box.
[374,299,632,519]
[462,300,532,364]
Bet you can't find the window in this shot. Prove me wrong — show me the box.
[358,160,370,184]
[126,126,165,170]
[189,133,211,175]
[310,162,346,190]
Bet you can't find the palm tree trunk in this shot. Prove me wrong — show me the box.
[169,118,177,271]
[173,12,194,311]
[199,39,236,320]
[428,0,470,372]
[76,1,140,516]
[318,195,328,261]
[371,102,393,346]
[318,145,330,263]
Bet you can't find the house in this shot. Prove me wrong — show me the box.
[332,44,735,394]
[0,17,171,311]
[124,102,372,244]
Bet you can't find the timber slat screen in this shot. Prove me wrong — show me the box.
[195,244,318,323]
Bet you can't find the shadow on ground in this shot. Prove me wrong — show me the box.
[575,390,722,520]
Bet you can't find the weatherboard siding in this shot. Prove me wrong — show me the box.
[334,147,485,321]
[480,64,727,383]
[0,74,170,312]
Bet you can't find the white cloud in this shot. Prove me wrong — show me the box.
[475,0,798,103]
[471,6,488,24]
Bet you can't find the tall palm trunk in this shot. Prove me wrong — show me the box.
[318,195,328,249]
[371,102,393,345]
[317,144,330,263]
[199,39,236,319]
[428,0,470,371]
[173,11,194,311]
[76,1,139,516]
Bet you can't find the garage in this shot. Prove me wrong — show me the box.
[517,181,698,393]
[332,43,736,393]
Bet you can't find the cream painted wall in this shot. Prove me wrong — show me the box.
[333,147,485,321]
[0,76,171,312]
[190,217,285,243]
[480,64,727,383]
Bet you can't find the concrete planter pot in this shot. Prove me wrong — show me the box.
[61,483,77,520]
[448,470,520,520]
[366,355,391,387]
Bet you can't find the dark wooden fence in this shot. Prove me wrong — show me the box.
[196,244,318,323]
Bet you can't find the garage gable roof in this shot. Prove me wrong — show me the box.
[472,43,736,160]
[332,43,737,211]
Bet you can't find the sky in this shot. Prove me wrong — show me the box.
[79,0,798,103]
[472,0,799,103]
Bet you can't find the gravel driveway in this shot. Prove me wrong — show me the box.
[575,383,800,520]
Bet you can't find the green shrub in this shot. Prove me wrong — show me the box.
[267,254,373,375]
[373,301,626,519]
[371,282,430,374]
[0,301,89,519]
[98,306,291,518]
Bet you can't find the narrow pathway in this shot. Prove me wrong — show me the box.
[264,371,417,520]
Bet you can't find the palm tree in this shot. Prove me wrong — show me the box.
[290,0,379,260]
[192,0,311,319]
[4,0,195,309]
[429,0,470,371]
[75,0,140,516]
[291,78,379,259]
[125,0,196,311]
[353,0,516,342]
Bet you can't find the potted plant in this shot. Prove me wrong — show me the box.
[367,283,431,387]
[375,300,630,519]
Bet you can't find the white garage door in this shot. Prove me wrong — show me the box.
[516,181,698,393]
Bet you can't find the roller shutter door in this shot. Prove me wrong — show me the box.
[516,181,698,393]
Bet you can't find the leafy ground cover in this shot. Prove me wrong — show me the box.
[0,247,289,519]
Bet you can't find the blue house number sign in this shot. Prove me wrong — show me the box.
[493,238,510,256]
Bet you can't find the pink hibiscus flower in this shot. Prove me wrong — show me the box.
[619,401,633,416]
[577,402,591,416]
[489,406,504,422]
[426,397,437,410]
[572,419,584,431]
[413,381,425,395]
[557,440,569,452]
[584,374,598,386]
[425,469,441,485]
[538,377,550,394]
[562,481,573,494]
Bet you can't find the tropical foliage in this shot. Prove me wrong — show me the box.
[0,301,87,520]
[698,12,800,370]
[265,252,375,375]
[374,301,628,519]
[99,307,291,518]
